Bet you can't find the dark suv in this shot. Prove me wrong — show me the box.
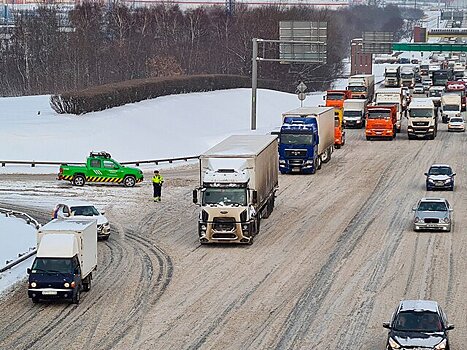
[425,164,455,191]
[383,300,454,350]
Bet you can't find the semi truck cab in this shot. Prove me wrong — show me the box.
[408,98,437,140]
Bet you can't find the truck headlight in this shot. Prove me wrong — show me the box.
[30,282,37,288]
[64,282,70,288]
[279,160,286,165]
[201,225,207,231]
[242,224,249,231]
[388,337,400,349]
[435,339,447,350]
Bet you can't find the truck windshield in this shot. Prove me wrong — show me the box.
[344,111,362,117]
[401,74,414,78]
[368,111,391,119]
[348,86,366,92]
[385,73,398,77]
[326,93,345,100]
[443,104,460,111]
[32,258,73,274]
[280,134,313,145]
[203,188,247,206]
[70,205,99,216]
[410,109,433,117]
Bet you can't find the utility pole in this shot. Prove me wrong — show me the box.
[251,38,258,130]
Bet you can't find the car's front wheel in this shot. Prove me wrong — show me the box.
[123,176,136,187]
[72,175,85,187]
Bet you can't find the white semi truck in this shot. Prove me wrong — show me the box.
[384,65,400,87]
[343,99,367,128]
[347,74,375,102]
[441,94,462,123]
[193,135,278,245]
[27,219,97,304]
[407,98,437,140]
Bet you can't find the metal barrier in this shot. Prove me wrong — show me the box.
[0,208,40,273]
[0,155,199,167]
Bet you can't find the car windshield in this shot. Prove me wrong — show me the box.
[70,205,99,216]
[429,90,442,97]
[429,167,452,175]
[203,188,247,206]
[368,110,390,119]
[32,258,73,274]
[326,93,345,100]
[348,86,366,92]
[418,201,448,211]
[394,311,443,332]
[410,109,433,117]
[443,104,460,111]
[280,133,313,145]
[450,118,463,123]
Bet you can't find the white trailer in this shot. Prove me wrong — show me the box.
[343,99,367,128]
[193,135,278,244]
[28,219,97,304]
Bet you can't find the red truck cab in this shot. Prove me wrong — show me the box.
[365,105,397,140]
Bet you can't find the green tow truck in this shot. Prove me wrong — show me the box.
[58,152,144,187]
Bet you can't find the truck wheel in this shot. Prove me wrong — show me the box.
[317,157,322,170]
[123,176,136,187]
[83,275,92,292]
[335,143,341,149]
[366,136,371,141]
[72,289,80,304]
[72,175,85,187]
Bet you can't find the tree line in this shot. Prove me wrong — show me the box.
[0,3,409,96]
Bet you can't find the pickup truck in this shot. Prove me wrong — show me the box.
[58,152,143,187]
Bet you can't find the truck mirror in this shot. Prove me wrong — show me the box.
[192,189,198,204]
[27,268,31,274]
[252,190,258,205]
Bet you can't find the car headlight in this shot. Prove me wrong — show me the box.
[414,217,421,223]
[64,282,70,288]
[104,222,110,227]
[388,337,400,349]
[30,282,37,288]
[435,339,447,350]
[443,217,451,224]
[445,178,452,183]
[428,179,435,183]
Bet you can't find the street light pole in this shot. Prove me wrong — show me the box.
[251,38,258,130]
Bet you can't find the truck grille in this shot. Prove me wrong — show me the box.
[212,232,237,239]
[289,159,304,166]
[413,121,429,127]
[424,218,439,224]
[285,149,307,158]
[212,217,236,232]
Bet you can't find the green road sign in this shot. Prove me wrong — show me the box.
[392,43,467,52]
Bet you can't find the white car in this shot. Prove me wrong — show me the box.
[53,200,110,240]
[413,84,425,94]
[448,116,465,132]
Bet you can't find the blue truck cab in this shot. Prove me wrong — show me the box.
[279,116,319,174]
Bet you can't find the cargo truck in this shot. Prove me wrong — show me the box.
[407,98,437,140]
[445,81,466,111]
[279,107,335,174]
[192,135,278,245]
[400,65,416,88]
[27,219,97,304]
[324,90,352,109]
[343,99,367,128]
[374,88,404,132]
[347,74,375,101]
[432,69,453,86]
[441,94,462,123]
[384,65,400,87]
[333,108,345,149]
[366,105,398,140]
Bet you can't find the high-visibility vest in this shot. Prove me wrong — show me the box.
[152,175,164,184]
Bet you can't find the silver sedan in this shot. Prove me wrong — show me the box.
[413,198,452,232]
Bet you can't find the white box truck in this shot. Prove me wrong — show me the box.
[407,98,437,140]
[193,135,278,245]
[343,99,367,128]
[384,65,400,87]
[441,94,462,123]
[27,219,97,304]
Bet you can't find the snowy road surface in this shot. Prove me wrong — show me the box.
[1,119,466,349]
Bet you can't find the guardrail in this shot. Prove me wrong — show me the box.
[0,155,199,168]
[0,208,40,273]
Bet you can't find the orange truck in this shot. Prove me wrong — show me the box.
[333,108,345,148]
[365,105,397,140]
[325,90,351,149]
